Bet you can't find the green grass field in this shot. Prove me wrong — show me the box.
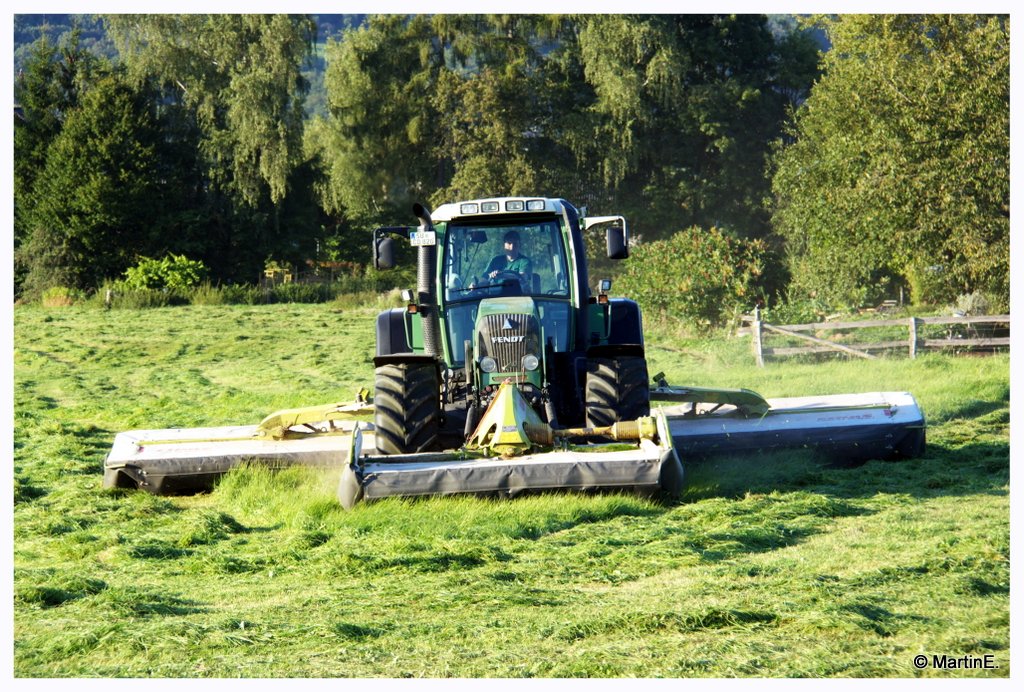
[13,302,1009,677]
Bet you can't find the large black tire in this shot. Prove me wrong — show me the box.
[585,356,650,427]
[374,361,440,455]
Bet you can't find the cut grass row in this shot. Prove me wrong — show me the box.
[13,302,1009,677]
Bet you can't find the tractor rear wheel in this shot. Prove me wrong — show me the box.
[585,356,650,427]
[374,360,440,455]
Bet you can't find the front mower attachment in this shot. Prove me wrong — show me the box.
[103,397,374,493]
[337,381,683,509]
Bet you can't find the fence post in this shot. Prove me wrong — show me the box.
[752,307,765,367]
[909,317,920,359]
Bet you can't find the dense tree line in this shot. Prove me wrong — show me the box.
[13,13,1009,314]
[772,15,1009,309]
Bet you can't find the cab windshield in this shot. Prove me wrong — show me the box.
[443,219,569,302]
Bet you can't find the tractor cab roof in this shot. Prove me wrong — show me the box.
[430,197,575,223]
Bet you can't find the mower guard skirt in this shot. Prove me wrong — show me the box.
[339,439,683,510]
[663,391,925,462]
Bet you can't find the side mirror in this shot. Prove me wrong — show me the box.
[374,237,395,270]
[606,226,628,260]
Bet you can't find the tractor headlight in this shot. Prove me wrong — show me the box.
[480,356,497,373]
[521,354,540,371]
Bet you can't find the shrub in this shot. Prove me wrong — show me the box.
[189,282,263,306]
[760,297,834,326]
[40,286,83,307]
[955,292,992,316]
[123,254,208,291]
[904,262,954,307]
[112,287,189,308]
[267,282,335,304]
[616,226,768,328]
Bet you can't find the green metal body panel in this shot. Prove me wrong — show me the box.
[586,302,611,346]
[407,310,424,352]
[474,295,538,316]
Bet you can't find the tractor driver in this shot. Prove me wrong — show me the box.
[483,230,533,291]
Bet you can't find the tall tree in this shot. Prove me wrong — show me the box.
[13,29,98,291]
[771,15,1009,308]
[105,14,320,282]
[312,15,446,228]
[105,14,316,206]
[571,15,819,240]
[429,15,571,203]
[20,73,191,294]
[314,13,817,275]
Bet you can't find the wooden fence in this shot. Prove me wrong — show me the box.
[742,309,1010,366]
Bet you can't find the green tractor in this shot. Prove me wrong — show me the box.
[101,195,924,505]
[371,197,650,454]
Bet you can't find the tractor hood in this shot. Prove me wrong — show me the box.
[475,295,538,318]
[474,296,543,386]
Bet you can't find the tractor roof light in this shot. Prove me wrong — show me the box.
[460,203,479,214]
[526,199,546,211]
[505,200,525,212]
[481,201,500,213]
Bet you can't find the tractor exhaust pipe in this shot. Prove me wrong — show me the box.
[413,202,442,358]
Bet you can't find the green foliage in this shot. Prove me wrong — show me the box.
[105,14,316,207]
[188,282,263,306]
[13,29,100,296]
[311,14,819,243]
[431,66,541,201]
[103,287,190,309]
[771,15,1009,310]
[617,227,769,327]
[15,14,1008,322]
[758,297,834,326]
[572,15,821,240]
[312,15,444,227]
[19,70,194,296]
[96,15,324,286]
[40,286,85,307]
[123,255,209,291]
[265,282,335,304]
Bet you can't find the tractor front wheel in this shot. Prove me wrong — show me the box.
[585,356,650,428]
[374,360,440,455]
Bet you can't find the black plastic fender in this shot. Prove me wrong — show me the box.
[375,308,412,357]
[606,298,644,346]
